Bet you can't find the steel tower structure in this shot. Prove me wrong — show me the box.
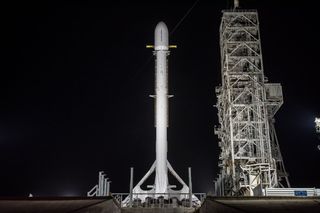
[214,2,290,196]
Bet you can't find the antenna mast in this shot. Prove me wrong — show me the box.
[234,0,239,9]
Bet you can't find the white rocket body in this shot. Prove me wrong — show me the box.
[154,22,169,194]
[122,22,200,206]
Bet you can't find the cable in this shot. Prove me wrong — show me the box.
[170,0,201,35]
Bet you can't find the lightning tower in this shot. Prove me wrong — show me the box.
[214,1,290,196]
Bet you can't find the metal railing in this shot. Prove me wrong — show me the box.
[112,192,206,208]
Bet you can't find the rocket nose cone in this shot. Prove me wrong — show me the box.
[155,21,169,50]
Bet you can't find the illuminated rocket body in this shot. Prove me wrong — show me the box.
[123,22,199,205]
[154,21,170,194]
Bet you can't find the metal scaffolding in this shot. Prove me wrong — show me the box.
[214,8,290,196]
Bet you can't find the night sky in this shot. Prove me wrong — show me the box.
[1,0,319,197]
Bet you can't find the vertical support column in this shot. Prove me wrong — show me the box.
[188,167,192,207]
[103,177,107,196]
[129,167,134,207]
[218,174,222,196]
[98,171,103,196]
[214,180,217,196]
[107,181,111,196]
[221,175,224,196]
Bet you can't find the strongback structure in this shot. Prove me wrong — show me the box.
[214,3,290,196]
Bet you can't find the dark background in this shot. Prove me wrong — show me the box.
[0,0,319,196]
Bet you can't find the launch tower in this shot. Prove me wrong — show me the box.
[214,1,290,196]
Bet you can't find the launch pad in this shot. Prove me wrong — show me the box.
[1,1,320,213]
[1,196,320,213]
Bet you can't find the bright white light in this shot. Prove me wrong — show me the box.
[315,118,320,133]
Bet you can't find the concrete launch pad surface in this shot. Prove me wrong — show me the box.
[1,196,320,212]
[197,196,320,213]
[0,197,120,213]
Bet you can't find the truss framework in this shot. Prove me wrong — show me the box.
[214,10,290,196]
